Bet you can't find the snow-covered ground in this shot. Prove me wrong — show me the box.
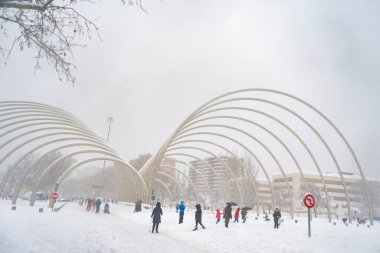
[0,200,379,253]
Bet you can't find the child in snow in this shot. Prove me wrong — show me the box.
[216,209,221,224]
[233,207,240,223]
[103,203,110,214]
[193,204,205,231]
[151,202,163,233]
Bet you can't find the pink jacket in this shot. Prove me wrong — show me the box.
[216,209,221,218]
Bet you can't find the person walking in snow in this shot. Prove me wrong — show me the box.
[92,198,96,211]
[193,204,205,231]
[224,203,232,228]
[178,201,186,224]
[241,209,247,223]
[95,198,102,213]
[86,198,92,212]
[273,208,281,229]
[134,199,142,213]
[151,202,163,233]
[233,207,241,223]
[216,209,221,224]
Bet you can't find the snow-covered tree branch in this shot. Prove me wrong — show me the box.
[0,0,145,85]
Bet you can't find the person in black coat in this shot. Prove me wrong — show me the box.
[241,209,247,223]
[151,202,163,233]
[224,203,232,228]
[95,199,102,213]
[192,204,205,231]
[273,208,281,229]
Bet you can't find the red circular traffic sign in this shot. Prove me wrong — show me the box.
[303,193,315,209]
[51,192,59,200]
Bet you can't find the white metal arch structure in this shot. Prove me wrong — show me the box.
[154,178,173,203]
[0,130,103,195]
[140,89,371,224]
[52,157,148,202]
[156,171,185,199]
[168,139,260,216]
[166,146,243,205]
[169,131,275,210]
[163,158,214,207]
[0,101,147,206]
[164,152,228,206]
[12,140,116,205]
[29,149,121,206]
[158,165,199,203]
[191,107,332,220]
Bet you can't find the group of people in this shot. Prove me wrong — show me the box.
[216,203,248,227]
[176,201,205,230]
[150,201,206,233]
[150,200,283,233]
[84,198,110,214]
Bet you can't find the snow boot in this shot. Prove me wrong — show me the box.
[192,228,197,231]
[202,225,206,229]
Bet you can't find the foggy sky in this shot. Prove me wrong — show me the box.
[0,0,379,177]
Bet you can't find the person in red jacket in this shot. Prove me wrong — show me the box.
[233,207,241,223]
[216,209,221,224]
[85,198,92,212]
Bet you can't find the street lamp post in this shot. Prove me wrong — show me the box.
[102,117,114,191]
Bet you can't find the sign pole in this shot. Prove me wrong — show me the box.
[308,208,311,237]
[303,193,315,238]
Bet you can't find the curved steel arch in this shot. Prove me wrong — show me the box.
[0,109,90,131]
[169,131,276,210]
[168,139,260,216]
[194,96,353,222]
[0,101,91,126]
[173,124,294,216]
[187,106,333,220]
[1,93,369,224]
[0,102,131,206]
[154,178,173,203]
[164,158,214,207]
[149,89,368,222]
[12,140,115,205]
[30,149,122,206]
[0,114,88,131]
[0,130,105,195]
[52,157,149,203]
[166,146,243,205]
[165,152,229,205]
[158,164,199,203]
[156,171,185,198]
[0,119,92,140]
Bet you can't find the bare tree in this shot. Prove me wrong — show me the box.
[0,0,145,84]
[240,153,259,208]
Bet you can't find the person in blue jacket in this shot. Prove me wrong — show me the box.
[178,201,186,224]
